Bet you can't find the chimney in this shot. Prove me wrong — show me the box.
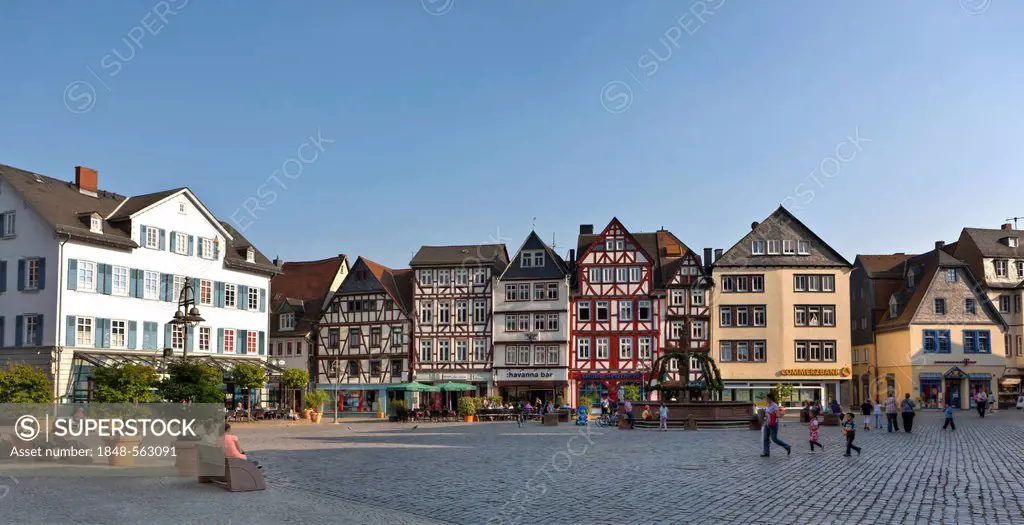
[1002,223,1013,231]
[273,256,283,267]
[703,248,713,267]
[568,249,575,262]
[579,224,594,235]
[714,249,723,262]
[935,241,945,251]
[75,166,98,195]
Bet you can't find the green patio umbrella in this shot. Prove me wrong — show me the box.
[385,382,440,392]
[438,382,476,392]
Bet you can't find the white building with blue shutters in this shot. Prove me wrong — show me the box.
[0,163,279,403]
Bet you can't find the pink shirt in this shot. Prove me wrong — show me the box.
[223,434,246,460]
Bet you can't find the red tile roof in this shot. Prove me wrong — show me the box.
[271,255,347,302]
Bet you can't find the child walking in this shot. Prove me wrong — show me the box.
[873,400,882,430]
[659,404,668,431]
[808,413,824,452]
[842,412,861,457]
[942,402,956,430]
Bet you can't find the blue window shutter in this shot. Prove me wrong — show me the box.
[159,229,166,250]
[238,329,248,353]
[239,285,249,310]
[217,328,224,354]
[258,331,265,355]
[160,274,170,302]
[17,259,25,291]
[164,323,172,349]
[0,260,6,293]
[140,225,148,246]
[102,318,111,348]
[103,264,112,294]
[35,314,43,345]
[129,269,138,297]
[214,240,220,260]
[67,259,78,290]
[169,232,177,253]
[15,315,23,347]
[188,235,195,256]
[128,321,137,349]
[185,328,193,352]
[96,264,107,294]
[66,315,76,346]
[214,282,224,307]
[38,258,46,290]
[0,316,4,348]
[142,322,154,350]
[260,288,267,312]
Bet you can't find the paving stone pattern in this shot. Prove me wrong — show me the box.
[1,412,1022,524]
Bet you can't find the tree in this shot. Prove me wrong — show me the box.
[622,385,641,402]
[0,363,53,403]
[231,362,267,421]
[648,351,724,402]
[159,361,224,404]
[92,363,160,403]
[281,368,309,412]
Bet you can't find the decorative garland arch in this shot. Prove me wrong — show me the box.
[647,350,724,401]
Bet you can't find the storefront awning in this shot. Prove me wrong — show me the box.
[385,382,440,392]
[919,373,943,379]
[73,351,285,376]
[438,381,476,392]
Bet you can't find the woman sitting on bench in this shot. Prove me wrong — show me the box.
[224,424,262,470]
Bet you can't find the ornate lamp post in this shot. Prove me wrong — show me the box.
[169,277,205,360]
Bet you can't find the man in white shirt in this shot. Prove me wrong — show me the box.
[975,390,988,418]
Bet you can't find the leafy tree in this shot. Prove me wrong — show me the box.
[92,363,160,403]
[231,362,267,421]
[281,368,309,412]
[0,363,53,403]
[159,361,224,404]
[622,385,641,402]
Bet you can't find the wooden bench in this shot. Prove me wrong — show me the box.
[197,444,266,492]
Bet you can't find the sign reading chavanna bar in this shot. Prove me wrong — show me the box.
[495,369,568,382]
[779,367,851,377]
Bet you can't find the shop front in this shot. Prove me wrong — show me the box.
[998,368,1022,408]
[570,371,648,408]
[722,366,852,410]
[494,368,568,405]
[316,383,388,416]
[415,371,492,398]
[925,360,1002,411]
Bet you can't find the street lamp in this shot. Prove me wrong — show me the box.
[169,277,205,360]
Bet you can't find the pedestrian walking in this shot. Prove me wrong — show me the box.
[873,400,882,429]
[988,391,996,415]
[659,403,668,431]
[942,402,956,430]
[885,394,900,432]
[975,390,988,418]
[808,413,823,452]
[901,393,916,433]
[760,393,792,457]
[842,413,861,456]
[830,399,842,417]
[860,399,873,430]
[1016,394,1024,410]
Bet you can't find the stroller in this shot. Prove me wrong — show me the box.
[576,405,588,426]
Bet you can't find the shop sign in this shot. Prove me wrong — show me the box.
[1001,378,1021,385]
[779,367,851,378]
[495,369,569,382]
[936,359,977,366]
[580,372,643,380]
[442,373,470,380]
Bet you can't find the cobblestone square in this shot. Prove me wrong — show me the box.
[2,411,1023,524]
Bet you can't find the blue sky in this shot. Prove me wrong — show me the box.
[1,1,1022,268]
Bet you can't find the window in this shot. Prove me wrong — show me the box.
[517,346,529,365]
[545,283,558,300]
[629,267,641,283]
[546,313,558,331]
[24,315,38,346]
[456,300,467,324]
[691,289,705,306]
[391,326,404,346]
[455,268,468,284]
[420,301,433,324]
[767,240,780,254]
[722,277,734,292]
[720,342,733,362]
[795,341,808,361]
[76,317,93,346]
[109,320,126,348]
[169,275,184,302]
[692,321,706,340]
[995,260,1008,278]
[437,270,450,285]
[619,338,633,359]
[145,227,158,249]
[810,342,822,361]
[751,240,765,255]
[512,283,527,301]
[670,290,686,306]
[797,240,811,255]
[1018,261,1024,278]
[588,268,601,284]
[616,267,628,283]
[965,298,976,314]
[417,270,433,285]
[823,342,836,361]
[736,276,748,292]
[474,339,486,361]
[349,329,361,347]
[735,307,748,326]
[437,341,451,361]
[77,261,96,291]
[737,342,749,361]
[999,295,1010,313]
[782,240,794,254]
[577,301,591,321]
[474,301,486,323]
[753,341,766,361]
[823,306,835,327]
[21,258,41,290]
[248,287,259,310]
[420,340,432,362]
[963,330,991,353]
[751,275,764,292]
[532,283,545,301]
[474,269,487,284]
[107,266,128,296]
[639,337,652,359]
[370,327,382,348]
[456,340,467,361]
[794,275,807,292]
[822,275,835,291]
[328,328,340,349]
[595,337,609,359]
[934,298,946,315]
[174,232,187,255]
[670,321,684,340]
[170,324,185,350]
[795,305,835,327]
[143,271,159,300]
[202,238,215,259]
[1,210,15,237]
[521,250,544,268]
[923,330,951,353]
[1018,335,1023,358]
[720,307,732,327]
[795,340,836,362]
[596,301,609,321]
[619,301,633,321]
[391,359,403,376]
[547,345,558,365]
[198,327,211,352]
[348,361,360,377]
[534,313,545,332]
[505,314,516,332]
[946,269,957,283]
[638,300,651,321]
[605,240,615,251]
[200,279,212,305]
[505,346,517,365]
[505,284,516,301]
[533,346,547,365]
[286,342,292,355]
[603,268,613,283]
[889,297,898,319]
[1016,294,1022,313]
[752,307,765,327]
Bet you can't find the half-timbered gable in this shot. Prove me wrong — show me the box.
[269,255,348,377]
[410,244,509,394]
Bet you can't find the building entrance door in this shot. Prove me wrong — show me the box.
[946,379,962,409]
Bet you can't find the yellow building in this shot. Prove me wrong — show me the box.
[710,207,853,409]
[854,246,1006,410]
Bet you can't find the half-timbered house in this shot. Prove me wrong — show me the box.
[657,233,714,397]
[315,257,414,415]
[493,231,570,405]
[410,244,509,396]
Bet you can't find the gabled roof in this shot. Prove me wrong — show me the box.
[410,244,509,272]
[959,227,1024,258]
[574,219,698,292]
[713,206,852,268]
[338,257,414,315]
[499,231,569,280]
[876,249,1005,331]
[855,254,915,279]
[272,255,347,302]
[219,221,281,276]
[107,188,186,220]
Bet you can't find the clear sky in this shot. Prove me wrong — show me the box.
[1,1,1022,268]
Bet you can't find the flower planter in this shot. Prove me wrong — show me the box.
[463,415,475,422]
[303,408,313,421]
[312,412,322,424]
[174,440,199,476]
[106,436,142,467]
[376,411,385,419]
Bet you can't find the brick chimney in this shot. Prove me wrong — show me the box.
[714,249,723,261]
[1001,223,1013,231]
[579,224,594,235]
[935,241,945,251]
[75,166,98,195]
[704,248,713,266]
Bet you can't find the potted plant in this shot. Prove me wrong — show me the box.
[306,390,330,423]
[458,396,477,422]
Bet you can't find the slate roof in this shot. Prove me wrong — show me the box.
[856,254,914,279]
[270,255,348,337]
[499,231,569,280]
[219,221,282,276]
[410,244,509,272]
[713,206,852,268]
[338,257,414,315]
[960,228,1024,258]
[107,188,186,220]
[573,219,700,292]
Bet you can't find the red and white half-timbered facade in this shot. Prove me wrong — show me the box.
[659,243,714,390]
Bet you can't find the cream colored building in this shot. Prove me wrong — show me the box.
[710,207,853,408]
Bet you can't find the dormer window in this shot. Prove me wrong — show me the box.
[907,270,915,288]
[1001,236,1018,248]
[521,250,545,268]
[797,240,811,255]
[246,247,255,263]
[751,240,765,255]
[995,260,1008,277]
[89,216,102,233]
[279,312,295,331]
[782,240,795,254]
[767,240,780,254]
[889,296,898,319]
[356,270,368,280]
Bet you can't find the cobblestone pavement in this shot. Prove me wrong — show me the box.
[2,411,1023,524]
